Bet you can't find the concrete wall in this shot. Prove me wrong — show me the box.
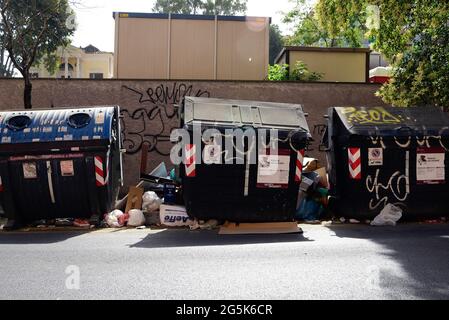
[114,13,269,80]
[0,79,386,189]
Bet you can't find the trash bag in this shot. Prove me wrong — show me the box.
[296,198,323,221]
[105,209,125,228]
[142,191,162,213]
[371,204,403,226]
[128,209,146,227]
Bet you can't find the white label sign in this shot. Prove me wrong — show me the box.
[203,145,222,164]
[368,148,383,166]
[257,151,290,188]
[417,148,445,184]
[23,162,37,179]
[60,160,75,176]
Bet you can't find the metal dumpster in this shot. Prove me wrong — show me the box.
[179,97,311,222]
[326,106,449,220]
[0,106,123,228]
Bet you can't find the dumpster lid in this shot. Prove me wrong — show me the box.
[0,106,117,144]
[184,97,310,134]
[333,106,449,136]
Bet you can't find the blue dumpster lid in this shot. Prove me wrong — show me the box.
[333,106,449,136]
[0,106,116,144]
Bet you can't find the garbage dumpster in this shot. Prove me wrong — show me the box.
[0,106,123,228]
[326,106,449,220]
[179,97,311,222]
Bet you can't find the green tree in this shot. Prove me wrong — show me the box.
[317,0,449,109]
[153,0,248,15]
[0,0,75,108]
[0,21,14,77]
[269,24,284,64]
[284,0,366,47]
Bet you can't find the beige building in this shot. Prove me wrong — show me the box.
[114,12,270,80]
[30,45,114,79]
[275,46,371,83]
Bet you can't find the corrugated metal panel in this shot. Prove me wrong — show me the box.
[184,97,310,133]
[0,106,115,144]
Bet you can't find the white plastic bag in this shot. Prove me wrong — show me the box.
[128,209,146,227]
[371,204,403,226]
[105,209,125,228]
[142,191,162,213]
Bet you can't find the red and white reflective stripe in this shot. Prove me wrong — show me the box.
[295,149,305,182]
[95,156,106,187]
[0,176,3,192]
[348,148,362,180]
[185,144,196,178]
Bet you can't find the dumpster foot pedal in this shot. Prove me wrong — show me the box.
[219,222,302,235]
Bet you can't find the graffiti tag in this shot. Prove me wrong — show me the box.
[120,83,210,155]
[342,107,403,125]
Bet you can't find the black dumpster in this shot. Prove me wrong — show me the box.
[326,106,449,219]
[0,106,123,228]
[179,97,311,222]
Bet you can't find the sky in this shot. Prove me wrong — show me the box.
[71,0,296,52]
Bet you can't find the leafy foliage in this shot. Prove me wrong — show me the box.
[268,61,323,82]
[283,0,366,47]
[267,64,289,81]
[0,0,75,108]
[290,61,323,81]
[153,0,248,15]
[317,0,449,109]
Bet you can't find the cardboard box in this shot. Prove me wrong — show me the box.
[160,205,194,227]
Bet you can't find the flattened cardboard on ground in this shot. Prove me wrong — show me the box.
[219,222,302,235]
[125,186,144,213]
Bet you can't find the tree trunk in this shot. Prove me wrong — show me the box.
[24,74,32,109]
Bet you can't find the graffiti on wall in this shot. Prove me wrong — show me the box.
[313,124,328,152]
[120,83,210,155]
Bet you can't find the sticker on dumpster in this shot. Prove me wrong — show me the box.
[60,160,75,177]
[23,162,37,179]
[95,112,105,124]
[368,148,383,166]
[257,149,290,189]
[203,144,222,164]
[416,148,445,185]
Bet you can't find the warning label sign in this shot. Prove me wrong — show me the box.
[368,148,383,166]
[60,160,75,177]
[417,147,445,185]
[257,149,291,189]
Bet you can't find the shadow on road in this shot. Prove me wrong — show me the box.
[326,223,449,299]
[0,230,91,244]
[130,229,312,249]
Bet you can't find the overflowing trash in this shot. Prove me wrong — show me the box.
[142,191,162,213]
[160,204,194,227]
[370,204,403,227]
[105,210,127,228]
[127,209,146,227]
[295,158,330,223]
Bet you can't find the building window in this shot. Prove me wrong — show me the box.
[30,73,39,78]
[89,73,103,79]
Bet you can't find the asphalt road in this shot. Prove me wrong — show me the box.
[0,223,449,300]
